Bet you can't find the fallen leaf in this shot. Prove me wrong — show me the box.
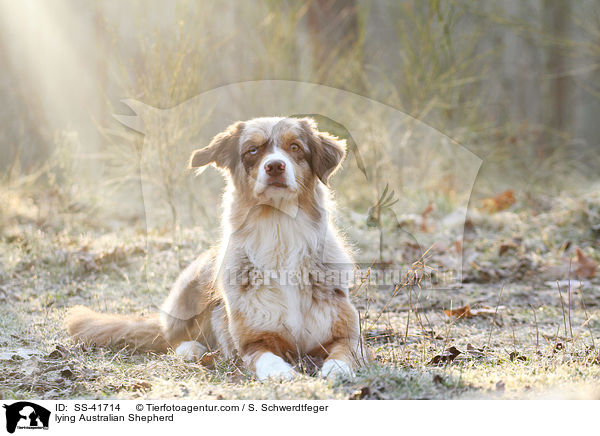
[444,304,503,319]
[432,374,444,385]
[481,190,515,213]
[428,346,461,366]
[59,366,75,379]
[444,304,473,319]
[466,343,486,358]
[420,202,434,232]
[46,345,69,360]
[499,240,519,256]
[349,386,371,400]
[132,381,152,392]
[199,351,221,369]
[509,351,527,362]
[574,247,597,279]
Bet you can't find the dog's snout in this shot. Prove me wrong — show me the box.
[264,160,286,176]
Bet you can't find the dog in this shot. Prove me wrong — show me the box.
[65,116,365,380]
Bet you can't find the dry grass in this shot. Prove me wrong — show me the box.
[1,0,600,400]
[1,183,598,400]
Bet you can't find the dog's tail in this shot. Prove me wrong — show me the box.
[64,306,169,352]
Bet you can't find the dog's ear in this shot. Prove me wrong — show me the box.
[300,118,347,185]
[189,121,244,171]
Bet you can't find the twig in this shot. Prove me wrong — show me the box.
[530,304,539,352]
[368,246,433,330]
[578,284,596,349]
[556,281,568,339]
[358,309,365,365]
[486,283,505,349]
[443,300,455,352]
[567,259,574,340]
[402,285,412,360]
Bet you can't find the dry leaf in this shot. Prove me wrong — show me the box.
[349,386,372,400]
[59,367,75,379]
[428,346,461,365]
[481,190,515,213]
[199,351,221,369]
[420,201,434,232]
[46,345,69,360]
[444,304,474,318]
[131,381,152,392]
[574,247,597,279]
[444,304,502,319]
[499,240,519,256]
[432,374,444,385]
[466,343,486,358]
[509,351,527,362]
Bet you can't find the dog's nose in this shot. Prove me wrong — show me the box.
[264,160,286,176]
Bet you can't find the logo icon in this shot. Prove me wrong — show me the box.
[2,402,50,433]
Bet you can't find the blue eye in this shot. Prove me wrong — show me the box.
[249,147,258,155]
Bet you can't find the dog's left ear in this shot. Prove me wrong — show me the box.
[300,118,347,185]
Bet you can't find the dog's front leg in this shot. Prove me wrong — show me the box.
[254,352,295,381]
[321,341,355,379]
[320,302,362,379]
[238,332,297,381]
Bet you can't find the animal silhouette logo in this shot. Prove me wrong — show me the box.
[113,80,481,301]
[2,402,50,433]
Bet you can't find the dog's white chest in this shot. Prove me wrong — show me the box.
[285,281,334,346]
[237,269,335,352]
[228,212,343,352]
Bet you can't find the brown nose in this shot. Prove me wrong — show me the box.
[264,160,286,176]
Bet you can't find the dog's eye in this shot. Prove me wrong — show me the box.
[248,147,258,155]
[290,143,300,152]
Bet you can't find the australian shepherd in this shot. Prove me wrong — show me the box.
[65,117,365,380]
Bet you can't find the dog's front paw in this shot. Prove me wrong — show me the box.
[321,359,354,379]
[175,341,207,361]
[255,352,296,381]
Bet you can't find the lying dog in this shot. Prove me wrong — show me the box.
[65,117,364,380]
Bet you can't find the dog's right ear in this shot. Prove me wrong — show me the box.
[189,121,244,171]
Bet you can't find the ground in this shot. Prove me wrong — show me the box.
[1,186,599,400]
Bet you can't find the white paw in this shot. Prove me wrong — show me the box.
[321,359,354,379]
[175,341,207,361]
[255,352,296,381]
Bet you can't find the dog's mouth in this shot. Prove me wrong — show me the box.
[266,178,288,188]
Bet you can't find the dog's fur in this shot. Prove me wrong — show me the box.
[65,117,364,380]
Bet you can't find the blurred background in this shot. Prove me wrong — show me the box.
[0,0,598,266]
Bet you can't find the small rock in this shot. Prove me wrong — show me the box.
[496,380,505,392]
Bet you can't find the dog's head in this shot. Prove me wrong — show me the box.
[189,117,346,205]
